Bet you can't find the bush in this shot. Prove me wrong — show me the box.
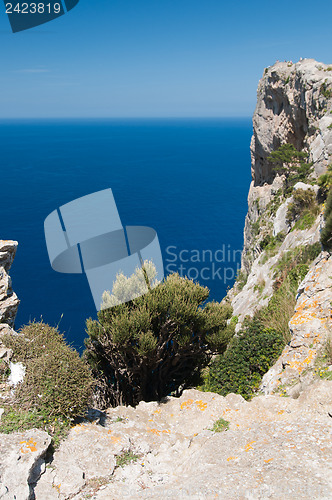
[1,321,94,443]
[286,188,317,225]
[321,187,332,250]
[267,143,313,189]
[202,318,285,400]
[84,272,234,407]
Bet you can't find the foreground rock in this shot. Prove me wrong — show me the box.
[22,382,331,499]
[0,429,51,499]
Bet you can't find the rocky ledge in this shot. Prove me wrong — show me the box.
[0,382,331,499]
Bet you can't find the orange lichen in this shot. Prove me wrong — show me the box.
[20,438,37,454]
[264,458,273,463]
[227,456,238,462]
[245,440,256,452]
[180,399,193,410]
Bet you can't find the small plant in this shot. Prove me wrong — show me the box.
[254,278,265,295]
[286,188,318,225]
[210,418,229,432]
[116,451,140,468]
[321,187,332,250]
[328,123,332,129]
[235,269,248,291]
[320,81,332,99]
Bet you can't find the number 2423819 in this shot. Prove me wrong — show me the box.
[5,3,62,14]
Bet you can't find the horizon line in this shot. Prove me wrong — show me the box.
[0,115,252,121]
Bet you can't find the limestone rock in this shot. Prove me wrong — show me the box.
[0,241,19,328]
[260,251,332,395]
[30,384,332,499]
[0,429,51,500]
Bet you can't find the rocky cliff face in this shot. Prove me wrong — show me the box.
[0,241,19,329]
[243,59,332,273]
[228,59,332,395]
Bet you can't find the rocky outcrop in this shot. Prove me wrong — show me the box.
[1,382,326,499]
[0,241,19,329]
[261,251,332,395]
[242,59,332,273]
[0,429,51,499]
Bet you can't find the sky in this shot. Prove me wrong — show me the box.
[1,0,332,118]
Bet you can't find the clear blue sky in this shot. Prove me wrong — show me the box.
[1,0,331,118]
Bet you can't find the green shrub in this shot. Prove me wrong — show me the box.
[84,272,234,408]
[268,143,313,189]
[203,318,285,400]
[235,269,248,291]
[320,81,332,99]
[318,165,332,201]
[321,187,332,250]
[286,188,317,225]
[1,321,94,444]
[292,210,317,230]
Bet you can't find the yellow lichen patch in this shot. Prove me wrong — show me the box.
[72,424,89,434]
[180,399,193,410]
[277,410,284,415]
[264,458,274,463]
[227,456,238,462]
[153,409,161,416]
[147,428,161,436]
[195,400,207,411]
[20,438,37,454]
[245,440,256,452]
[147,427,170,436]
[108,434,121,444]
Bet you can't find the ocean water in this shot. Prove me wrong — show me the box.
[0,118,252,351]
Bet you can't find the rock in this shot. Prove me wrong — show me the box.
[240,59,332,274]
[7,361,26,387]
[260,251,332,395]
[0,429,51,500]
[32,384,332,499]
[273,197,292,235]
[0,241,19,328]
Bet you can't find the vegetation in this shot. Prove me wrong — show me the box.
[202,318,285,400]
[259,231,285,262]
[116,451,140,468]
[84,270,234,408]
[235,269,248,291]
[210,417,229,432]
[0,321,94,447]
[286,188,320,230]
[201,243,321,400]
[321,187,332,250]
[320,81,332,99]
[267,143,313,190]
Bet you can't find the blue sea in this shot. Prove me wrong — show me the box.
[0,118,252,351]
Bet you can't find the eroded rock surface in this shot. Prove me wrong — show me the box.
[261,251,332,395]
[27,383,332,499]
[0,429,51,500]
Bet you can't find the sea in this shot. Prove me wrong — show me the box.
[0,118,252,351]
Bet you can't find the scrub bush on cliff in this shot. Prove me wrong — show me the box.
[321,187,332,250]
[84,270,234,408]
[1,321,94,442]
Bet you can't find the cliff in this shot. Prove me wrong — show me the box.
[228,59,332,394]
[0,240,19,329]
